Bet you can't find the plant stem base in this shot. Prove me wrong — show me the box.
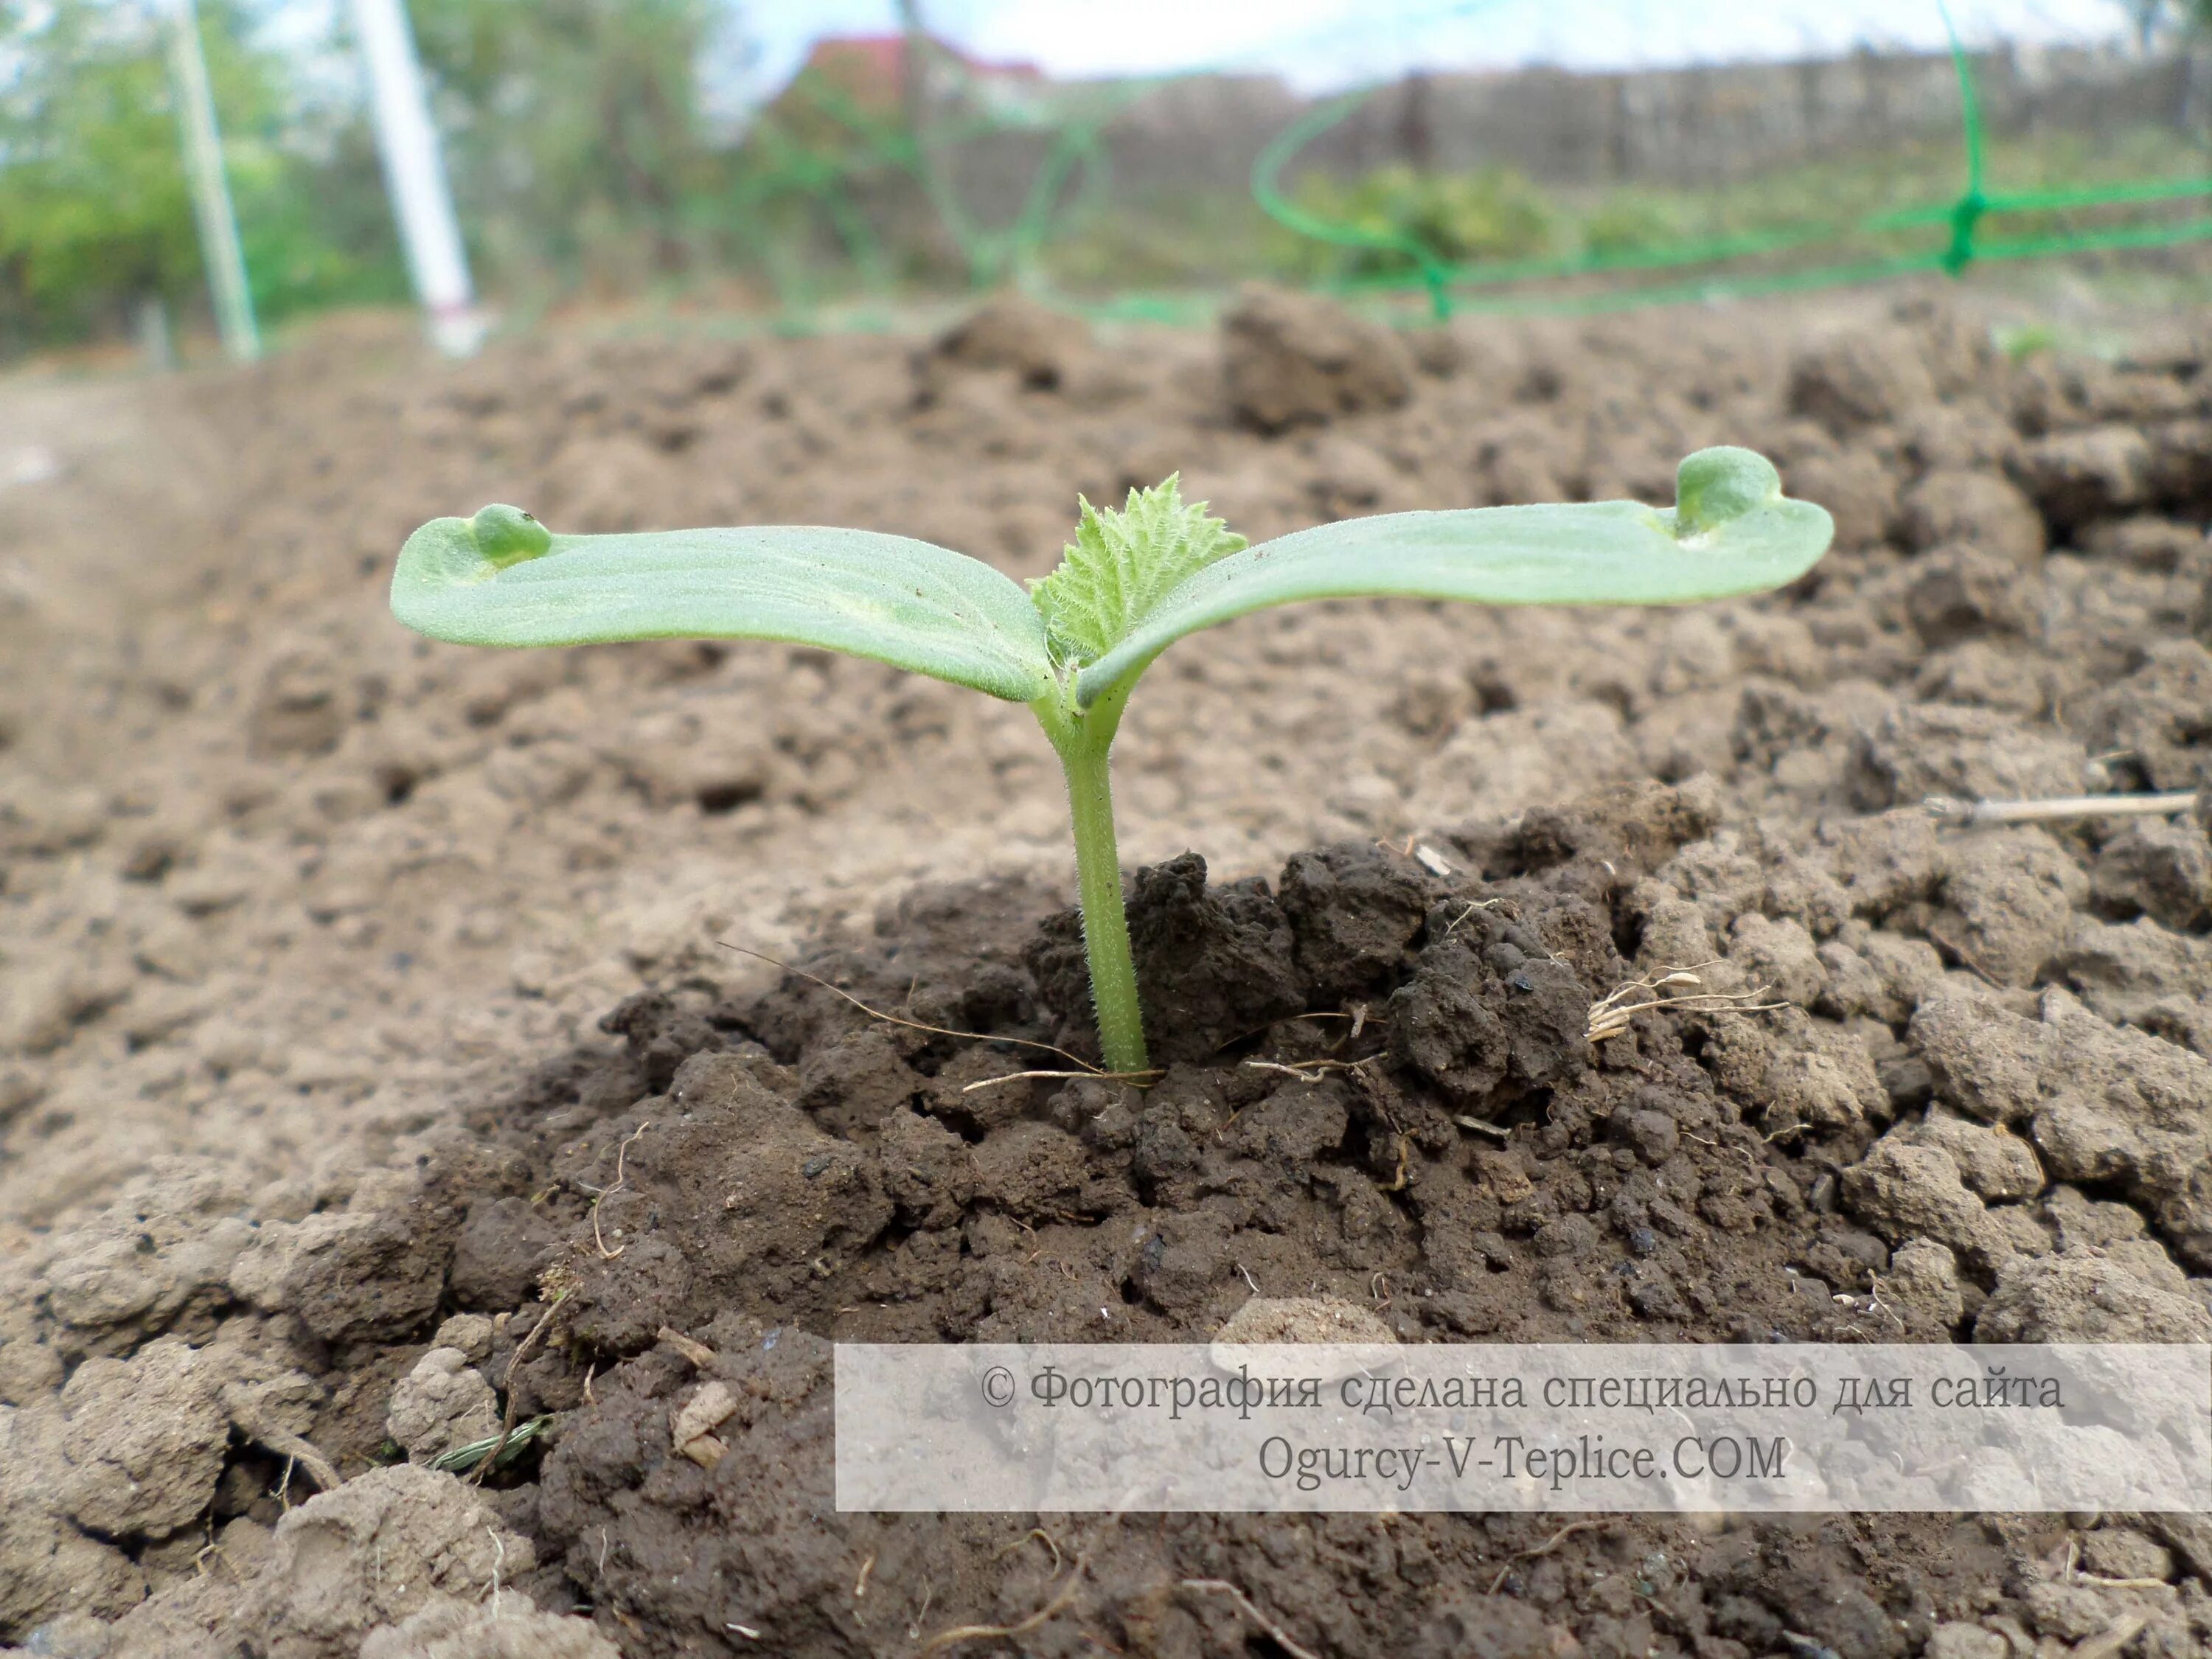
[1040,690,1150,1077]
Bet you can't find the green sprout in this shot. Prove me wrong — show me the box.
[390,447,1831,1077]
[427,1413,553,1474]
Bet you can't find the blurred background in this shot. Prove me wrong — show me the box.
[6,0,2212,364]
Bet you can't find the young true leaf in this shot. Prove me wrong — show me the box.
[390,445,1833,1078]
[1029,476,1246,665]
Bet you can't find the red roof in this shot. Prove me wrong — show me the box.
[793,35,1044,114]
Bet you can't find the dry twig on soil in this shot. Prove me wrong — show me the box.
[469,1288,569,1484]
[655,1326,717,1368]
[1923,790,2199,827]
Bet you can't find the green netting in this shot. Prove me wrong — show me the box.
[1247,1,2212,318]
[727,1,2212,328]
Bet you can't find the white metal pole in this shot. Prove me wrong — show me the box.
[349,0,484,357]
[162,0,259,362]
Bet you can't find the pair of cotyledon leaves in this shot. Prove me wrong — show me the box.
[389,446,1832,708]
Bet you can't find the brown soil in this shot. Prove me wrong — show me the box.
[5,286,2212,1658]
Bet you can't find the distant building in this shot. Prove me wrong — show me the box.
[776,35,1060,129]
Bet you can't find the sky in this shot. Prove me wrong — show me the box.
[740,0,2140,97]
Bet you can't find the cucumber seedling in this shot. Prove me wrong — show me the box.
[392,445,1831,1077]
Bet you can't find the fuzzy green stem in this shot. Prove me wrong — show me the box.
[1057,733,1148,1076]
[1036,684,1148,1077]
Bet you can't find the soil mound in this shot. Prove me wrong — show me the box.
[18,804,2211,1656]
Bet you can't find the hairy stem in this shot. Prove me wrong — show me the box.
[1038,687,1148,1077]
[1059,735,1148,1076]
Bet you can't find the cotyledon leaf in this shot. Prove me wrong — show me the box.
[1074,447,1833,707]
[392,507,1057,703]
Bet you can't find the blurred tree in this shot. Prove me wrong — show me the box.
[2126,0,2212,131]
[406,0,735,293]
[2131,0,2212,41]
[0,0,202,347]
[0,0,405,353]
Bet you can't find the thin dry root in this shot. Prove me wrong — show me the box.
[717,942,1102,1072]
[1180,1579,1321,1659]
[591,1120,653,1260]
[1587,962,1787,1044]
[919,1557,1087,1655]
[2070,1617,2149,1659]
[1487,1520,1607,1594]
[990,1528,1065,1576]
[242,1425,341,1493]
[963,1068,1160,1093]
[1240,1058,1360,1085]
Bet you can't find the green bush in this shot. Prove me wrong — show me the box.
[1286,163,1554,277]
[1579,193,1681,258]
